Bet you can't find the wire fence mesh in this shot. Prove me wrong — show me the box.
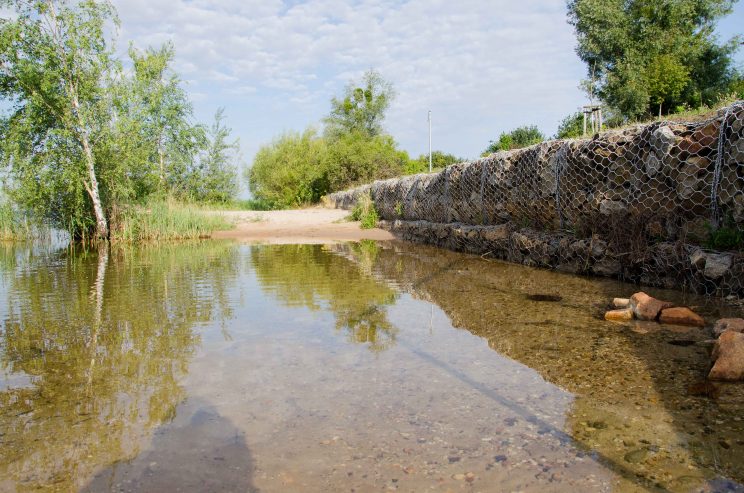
[328,101,744,297]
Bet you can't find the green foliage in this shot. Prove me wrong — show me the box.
[483,125,545,155]
[0,0,120,238]
[0,202,39,241]
[250,243,398,351]
[172,108,241,203]
[555,112,585,139]
[707,218,744,251]
[567,0,741,120]
[350,193,379,229]
[324,69,394,138]
[326,131,408,191]
[109,200,233,243]
[0,1,239,241]
[247,128,330,208]
[126,42,206,196]
[248,71,407,207]
[405,151,464,174]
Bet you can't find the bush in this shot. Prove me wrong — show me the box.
[350,193,379,229]
[555,113,584,139]
[405,151,464,174]
[247,129,408,208]
[326,131,408,191]
[483,125,544,155]
[246,129,330,208]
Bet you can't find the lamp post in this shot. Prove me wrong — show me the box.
[428,110,432,173]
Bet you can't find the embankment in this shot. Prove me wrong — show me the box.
[328,102,744,298]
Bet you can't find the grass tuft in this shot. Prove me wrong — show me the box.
[0,202,44,241]
[350,193,379,229]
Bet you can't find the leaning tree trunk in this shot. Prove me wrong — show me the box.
[81,135,109,240]
[73,96,108,240]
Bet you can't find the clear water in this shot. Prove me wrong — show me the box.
[0,240,743,492]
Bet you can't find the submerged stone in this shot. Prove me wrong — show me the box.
[713,318,744,337]
[709,330,744,381]
[658,307,705,327]
[630,292,674,321]
[605,308,634,322]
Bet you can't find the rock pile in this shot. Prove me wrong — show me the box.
[604,292,705,326]
[604,296,744,382]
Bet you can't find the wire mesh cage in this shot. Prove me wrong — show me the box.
[328,101,744,298]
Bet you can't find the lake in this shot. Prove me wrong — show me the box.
[1,240,743,492]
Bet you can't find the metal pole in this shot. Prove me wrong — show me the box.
[582,111,587,136]
[428,110,432,173]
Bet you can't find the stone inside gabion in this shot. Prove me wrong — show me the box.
[328,102,744,299]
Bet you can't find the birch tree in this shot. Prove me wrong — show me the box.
[0,0,117,239]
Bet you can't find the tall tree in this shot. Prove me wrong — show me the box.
[186,108,240,203]
[324,69,395,138]
[128,42,204,192]
[0,0,118,239]
[568,0,741,119]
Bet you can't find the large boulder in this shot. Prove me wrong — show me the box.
[630,292,674,321]
[713,318,744,337]
[709,330,744,381]
[658,307,705,327]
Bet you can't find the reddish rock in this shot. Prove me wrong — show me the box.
[713,318,744,337]
[709,330,744,381]
[605,308,634,322]
[659,307,705,327]
[630,292,674,321]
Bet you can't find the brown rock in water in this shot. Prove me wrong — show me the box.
[709,330,744,381]
[605,309,634,322]
[659,307,705,327]
[612,298,630,309]
[630,292,674,321]
[713,318,744,337]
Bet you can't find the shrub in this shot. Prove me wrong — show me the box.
[350,193,379,229]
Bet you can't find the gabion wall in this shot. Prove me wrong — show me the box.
[327,102,744,298]
[330,102,744,238]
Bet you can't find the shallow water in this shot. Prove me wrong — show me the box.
[0,240,743,492]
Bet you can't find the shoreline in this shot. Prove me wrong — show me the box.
[210,207,394,244]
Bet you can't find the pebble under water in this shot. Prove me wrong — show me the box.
[0,240,743,492]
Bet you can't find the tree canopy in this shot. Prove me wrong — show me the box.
[0,0,240,240]
[248,70,408,207]
[324,69,394,138]
[567,0,741,119]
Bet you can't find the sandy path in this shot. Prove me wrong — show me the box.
[210,207,394,244]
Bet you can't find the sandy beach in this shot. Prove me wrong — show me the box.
[210,207,394,244]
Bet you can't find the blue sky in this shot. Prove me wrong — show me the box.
[113,0,743,170]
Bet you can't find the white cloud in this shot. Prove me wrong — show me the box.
[112,0,588,159]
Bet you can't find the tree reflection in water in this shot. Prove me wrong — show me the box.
[0,241,240,491]
[250,241,399,352]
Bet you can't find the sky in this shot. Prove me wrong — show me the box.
[110,0,743,170]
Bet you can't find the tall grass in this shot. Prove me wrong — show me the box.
[0,202,42,241]
[110,200,234,243]
[350,193,379,229]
